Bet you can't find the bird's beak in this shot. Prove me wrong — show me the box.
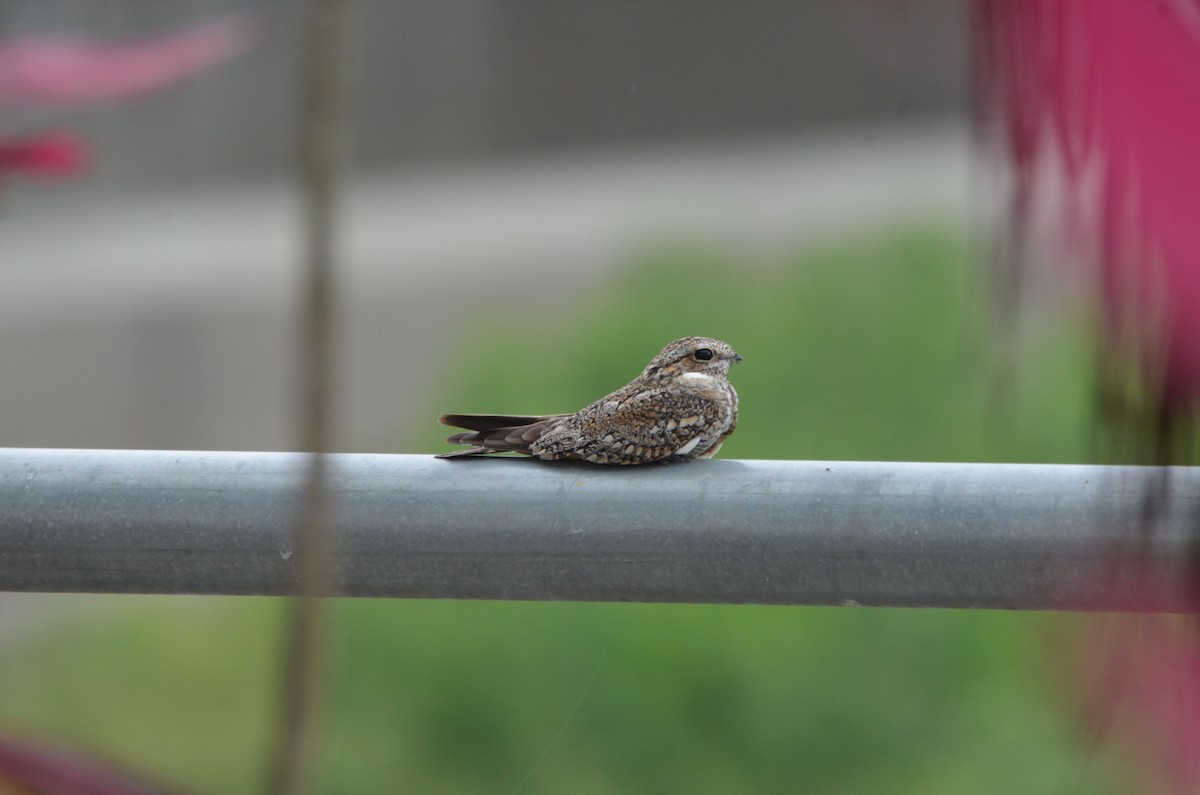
[733,353,743,363]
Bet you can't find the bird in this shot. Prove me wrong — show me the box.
[437,336,741,464]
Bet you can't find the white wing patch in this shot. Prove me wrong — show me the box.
[675,437,703,456]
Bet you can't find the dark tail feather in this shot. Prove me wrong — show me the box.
[435,445,494,459]
[436,413,567,458]
[439,414,549,433]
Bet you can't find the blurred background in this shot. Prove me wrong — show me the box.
[1,0,967,453]
[0,1,1155,793]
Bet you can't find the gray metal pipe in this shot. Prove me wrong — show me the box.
[0,448,1197,611]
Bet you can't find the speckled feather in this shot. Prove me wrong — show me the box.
[438,337,741,465]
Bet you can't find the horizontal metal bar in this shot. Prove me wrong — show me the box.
[1,448,1197,611]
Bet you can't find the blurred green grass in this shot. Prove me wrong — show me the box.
[0,223,1125,794]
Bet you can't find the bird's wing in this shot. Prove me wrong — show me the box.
[540,388,729,463]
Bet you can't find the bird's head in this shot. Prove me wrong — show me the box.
[641,336,742,382]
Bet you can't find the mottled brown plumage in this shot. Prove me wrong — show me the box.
[438,337,741,464]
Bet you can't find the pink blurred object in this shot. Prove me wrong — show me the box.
[977,3,1200,793]
[0,14,256,188]
[976,0,1200,410]
[1080,615,1200,795]
[0,734,196,795]
[0,130,89,178]
[0,15,258,107]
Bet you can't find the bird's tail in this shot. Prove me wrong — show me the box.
[436,414,567,458]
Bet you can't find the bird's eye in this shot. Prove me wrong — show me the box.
[694,348,714,361]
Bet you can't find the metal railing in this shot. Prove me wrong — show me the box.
[1,448,1195,611]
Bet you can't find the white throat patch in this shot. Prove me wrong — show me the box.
[679,372,716,383]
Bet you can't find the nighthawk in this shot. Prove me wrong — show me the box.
[437,336,741,464]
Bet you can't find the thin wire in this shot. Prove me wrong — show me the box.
[509,627,615,795]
